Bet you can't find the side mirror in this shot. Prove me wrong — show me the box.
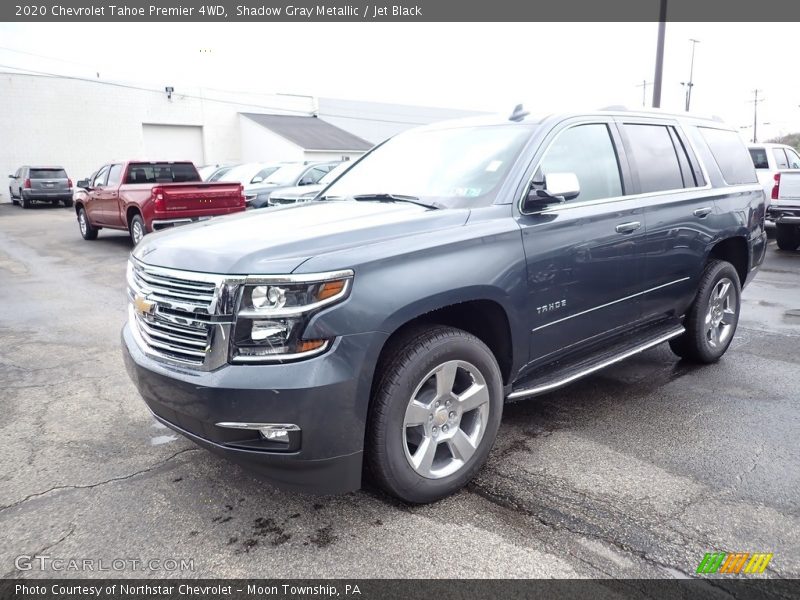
[524,172,580,211]
[76,179,91,189]
[251,176,263,184]
[298,176,315,186]
[8,174,15,178]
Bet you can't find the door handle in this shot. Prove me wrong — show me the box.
[693,207,713,218]
[615,221,641,234]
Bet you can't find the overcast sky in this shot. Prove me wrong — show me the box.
[1,22,798,140]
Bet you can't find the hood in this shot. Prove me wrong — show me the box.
[133,201,470,275]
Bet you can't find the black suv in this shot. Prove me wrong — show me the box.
[123,108,767,503]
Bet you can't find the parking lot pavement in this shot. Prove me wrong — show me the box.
[0,202,798,580]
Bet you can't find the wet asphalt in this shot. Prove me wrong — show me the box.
[0,202,798,581]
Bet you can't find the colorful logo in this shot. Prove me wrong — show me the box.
[697,552,773,574]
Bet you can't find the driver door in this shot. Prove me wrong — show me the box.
[85,165,109,224]
[515,120,648,368]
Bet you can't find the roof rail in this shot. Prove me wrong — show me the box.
[599,105,629,111]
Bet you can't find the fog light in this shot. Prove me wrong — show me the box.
[258,424,300,442]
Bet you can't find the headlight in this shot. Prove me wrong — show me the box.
[231,271,353,363]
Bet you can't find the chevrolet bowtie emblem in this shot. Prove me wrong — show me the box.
[134,294,156,316]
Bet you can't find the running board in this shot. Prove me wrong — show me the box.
[507,322,685,401]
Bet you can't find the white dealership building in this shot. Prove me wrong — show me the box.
[0,72,479,198]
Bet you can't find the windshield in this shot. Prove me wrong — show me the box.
[264,164,307,185]
[322,125,534,207]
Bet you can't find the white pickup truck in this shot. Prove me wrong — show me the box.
[748,143,800,250]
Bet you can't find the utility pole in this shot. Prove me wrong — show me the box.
[652,0,667,108]
[681,38,700,111]
[750,89,764,143]
[636,80,653,107]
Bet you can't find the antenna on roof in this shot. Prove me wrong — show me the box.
[509,104,529,122]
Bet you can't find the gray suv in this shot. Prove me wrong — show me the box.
[8,166,73,208]
[122,108,767,503]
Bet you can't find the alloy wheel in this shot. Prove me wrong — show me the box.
[402,360,490,479]
[705,277,736,348]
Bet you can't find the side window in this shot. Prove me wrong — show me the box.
[106,164,123,187]
[667,127,698,187]
[749,147,770,169]
[93,166,110,187]
[772,148,789,170]
[537,124,623,202]
[697,127,758,185]
[786,148,800,169]
[622,124,685,193]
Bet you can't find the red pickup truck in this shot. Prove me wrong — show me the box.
[74,161,245,244]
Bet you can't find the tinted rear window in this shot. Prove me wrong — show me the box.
[622,124,685,193]
[698,127,758,185]
[749,147,769,169]
[125,163,200,184]
[30,168,67,179]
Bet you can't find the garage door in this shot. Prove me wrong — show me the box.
[142,124,204,165]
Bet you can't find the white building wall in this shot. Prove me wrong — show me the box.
[239,116,305,163]
[0,72,480,203]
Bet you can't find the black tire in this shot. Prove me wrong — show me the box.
[21,195,31,209]
[62,198,73,208]
[669,259,741,364]
[10,188,18,205]
[775,223,800,251]
[129,213,146,245]
[77,207,98,240]
[366,325,503,504]
[50,200,59,206]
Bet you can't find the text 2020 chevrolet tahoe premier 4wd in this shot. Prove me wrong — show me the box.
[122,109,767,503]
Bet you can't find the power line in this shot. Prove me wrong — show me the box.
[0,63,432,126]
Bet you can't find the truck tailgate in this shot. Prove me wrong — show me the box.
[778,171,800,205]
[159,183,244,213]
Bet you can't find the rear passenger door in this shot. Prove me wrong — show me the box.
[615,119,715,323]
[517,119,648,367]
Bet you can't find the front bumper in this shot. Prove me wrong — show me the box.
[122,323,386,494]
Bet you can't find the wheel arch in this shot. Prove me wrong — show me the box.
[707,235,749,286]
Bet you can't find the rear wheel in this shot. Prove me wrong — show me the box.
[775,223,800,251]
[62,198,73,208]
[669,259,741,364]
[129,214,146,245]
[77,207,98,240]
[21,195,30,209]
[50,200,59,206]
[366,326,503,504]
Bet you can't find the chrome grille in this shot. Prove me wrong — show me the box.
[128,260,225,367]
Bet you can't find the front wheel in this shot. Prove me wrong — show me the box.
[775,223,800,251]
[77,207,98,240]
[366,326,503,504]
[669,259,741,364]
[10,188,18,205]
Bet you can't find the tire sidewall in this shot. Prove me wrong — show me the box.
[375,331,503,503]
[691,262,741,362]
[130,215,145,245]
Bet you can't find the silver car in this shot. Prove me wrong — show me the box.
[8,166,73,208]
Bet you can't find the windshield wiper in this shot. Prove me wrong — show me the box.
[352,193,440,210]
